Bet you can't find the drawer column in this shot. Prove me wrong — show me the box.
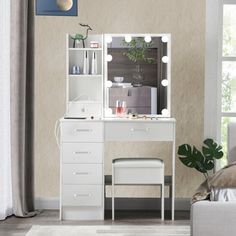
[60,121,104,220]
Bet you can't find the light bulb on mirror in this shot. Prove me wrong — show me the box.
[105,35,112,44]
[105,108,113,116]
[144,35,152,43]
[125,35,132,43]
[162,56,169,63]
[161,109,169,116]
[161,79,168,87]
[106,54,113,62]
[161,35,169,43]
[106,80,113,88]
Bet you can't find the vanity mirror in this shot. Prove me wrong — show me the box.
[104,34,171,117]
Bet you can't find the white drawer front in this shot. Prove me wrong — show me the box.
[62,185,102,206]
[105,122,174,141]
[66,102,102,118]
[62,164,103,184]
[62,143,103,164]
[61,122,103,142]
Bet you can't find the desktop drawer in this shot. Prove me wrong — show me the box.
[105,122,174,141]
[62,185,102,206]
[62,143,103,164]
[62,164,103,184]
[66,102,102,118]
[61,122,104,142]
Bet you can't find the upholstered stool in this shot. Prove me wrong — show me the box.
[112,158,165,220]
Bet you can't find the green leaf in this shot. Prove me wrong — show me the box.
[178,144,205,172]
[203,159,214,170]
[202,138,224,160]
[178,139,224,178]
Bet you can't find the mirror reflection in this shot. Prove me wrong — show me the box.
[105,34,170,116]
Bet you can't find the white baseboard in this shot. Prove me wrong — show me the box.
[34,197,190,211]
[34,197,60,210]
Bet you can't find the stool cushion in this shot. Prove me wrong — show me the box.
[112,158,164,185]
[113,158,164,168]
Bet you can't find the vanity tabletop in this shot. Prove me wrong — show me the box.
[61,116,176,123]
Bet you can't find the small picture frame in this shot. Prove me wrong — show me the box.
[36,0,78,16]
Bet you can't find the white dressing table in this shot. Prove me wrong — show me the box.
[60,117,176,220]
[60,33,174,221]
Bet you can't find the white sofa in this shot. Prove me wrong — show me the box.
[191,201,236,236]
[191,122,236,236]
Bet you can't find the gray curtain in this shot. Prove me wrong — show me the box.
[10,0,36,217]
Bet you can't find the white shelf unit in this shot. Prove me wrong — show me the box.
[69,48,103,51]
[68,74,103,78]
[66,34,104,118]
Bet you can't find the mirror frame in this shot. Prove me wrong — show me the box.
[103,33,171,118]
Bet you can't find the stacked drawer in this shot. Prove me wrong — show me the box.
[60,121,104,220]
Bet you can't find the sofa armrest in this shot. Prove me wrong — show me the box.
[191,201,236,236]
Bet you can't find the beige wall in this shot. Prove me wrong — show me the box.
[35,0,205,198]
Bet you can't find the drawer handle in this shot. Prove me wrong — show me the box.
[74,151,91,155]
[73,171,89,175]
[130,128,150,132]
[75,129,92,132]
[73,193,92,198]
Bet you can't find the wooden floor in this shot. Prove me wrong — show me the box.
[0,210,190,236]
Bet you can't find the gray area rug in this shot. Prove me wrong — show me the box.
[26,225,190,236]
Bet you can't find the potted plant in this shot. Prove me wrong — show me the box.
[71,23,92,48]
[122,38,156,64]
[122,38,156,87]
[178,138,224,179]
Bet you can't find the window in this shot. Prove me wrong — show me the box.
[220,1,236,166]
[205,0,236,168]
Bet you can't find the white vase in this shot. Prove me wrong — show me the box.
[91,51,97,75]
[83,51,89,75]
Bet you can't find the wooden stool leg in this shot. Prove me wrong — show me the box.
[112,166,115,220]
[161,183,164,220]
